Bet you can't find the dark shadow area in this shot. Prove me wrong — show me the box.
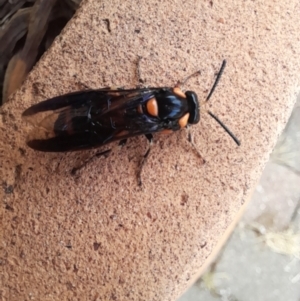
[0,0,82,105]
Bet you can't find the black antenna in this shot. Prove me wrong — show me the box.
[206,60,227,102]
[177,70,201,88]
[208,111,240,146]
[206,60,240,146]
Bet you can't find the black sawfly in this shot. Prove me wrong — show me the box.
[23,60,240,184]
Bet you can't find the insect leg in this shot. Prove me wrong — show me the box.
[176,70,201,89]
[110,117,116,129]
[187,129,206,164]
[136,56,145,88]
[137,133,153,186]
[71,79,92,90]
[71,149,111,175]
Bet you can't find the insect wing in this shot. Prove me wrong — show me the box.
[23,89,160,152]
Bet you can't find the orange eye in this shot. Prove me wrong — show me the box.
[146,98,158,117]
[179,113,190,128]
[173,87,186,98]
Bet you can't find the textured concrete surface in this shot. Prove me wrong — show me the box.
[179,97,300,301]
[1,0,300,300]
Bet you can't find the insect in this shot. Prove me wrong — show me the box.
[23,60,240,184]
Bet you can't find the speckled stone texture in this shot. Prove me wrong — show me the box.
[1,0,300,300]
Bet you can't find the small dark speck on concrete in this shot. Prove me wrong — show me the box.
[93,242,101,251]
[5,204,14,211]
[103,19,111,33]
[73,264,79,273]
[19,148,26,156]
[200,241,207,248]
[15,164,22,181]
[181,194,189,206]
[3,182,14,194]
